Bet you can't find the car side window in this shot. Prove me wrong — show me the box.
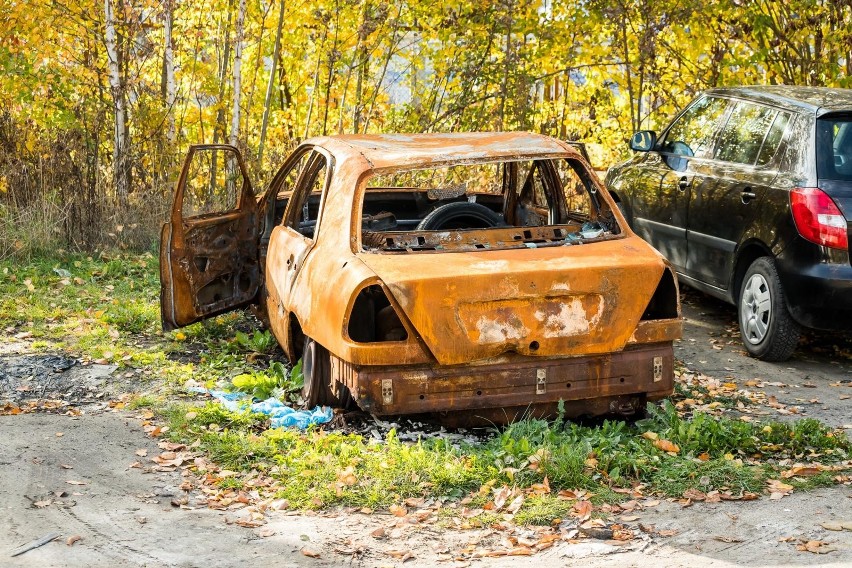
[714,101,780,166]
[282,152,329,240]
[756,111,791,166]
[268,147,312,225]
[659,96,729,171]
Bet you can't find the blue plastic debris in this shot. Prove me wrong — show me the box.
[187,387,333,429]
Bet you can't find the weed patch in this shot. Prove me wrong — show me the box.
[160,400,850,523]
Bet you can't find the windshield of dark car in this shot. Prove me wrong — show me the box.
[817,115,852,182]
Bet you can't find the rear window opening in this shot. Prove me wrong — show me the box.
[817,115,852,182]
[359,157,621,253]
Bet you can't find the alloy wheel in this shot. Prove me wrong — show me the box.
[740,273,772,344]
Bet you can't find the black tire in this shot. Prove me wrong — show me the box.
[738,257,800,361]
[301,337,354,409]
[415,201,503,231]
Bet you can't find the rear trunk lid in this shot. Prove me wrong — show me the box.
[357,238,668,365]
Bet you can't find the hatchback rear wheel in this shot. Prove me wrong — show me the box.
[738,257,800,361]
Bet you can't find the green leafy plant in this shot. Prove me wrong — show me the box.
[231,361,301,400]
[234,330,277,353]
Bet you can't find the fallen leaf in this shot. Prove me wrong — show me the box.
[370,527,386,539]
[66,480,87,486]
[66,535,82,546]
[506,494,525,514]
[573,500,593,521]
[653,439,680,454]
[714,536,743,543]
[493,486,511,510]
[389,504,407,517]
[135,449,148,457]
[404,497,425,508]
[682,488,706,501]
[301,547,321,558]
[767,479,794,499]
[781,464,825,478]
[33,499,52,508]
[796,540,837,554]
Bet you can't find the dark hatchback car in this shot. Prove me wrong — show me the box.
[607,86,852,361]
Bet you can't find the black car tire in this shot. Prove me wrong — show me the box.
[738,257,800,361]
[416,202,503,231]
[301,337,354,409]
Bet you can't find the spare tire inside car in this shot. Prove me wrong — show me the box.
[415,201,504,231]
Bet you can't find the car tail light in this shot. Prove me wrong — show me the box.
[790,187,848,250]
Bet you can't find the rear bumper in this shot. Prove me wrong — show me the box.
[777,250,852,330]
[331,342,674,419]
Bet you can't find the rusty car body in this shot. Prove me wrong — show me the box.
[160,132,681,422]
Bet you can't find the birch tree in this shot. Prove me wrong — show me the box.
[104,0,130,205]
[163,0,177,144]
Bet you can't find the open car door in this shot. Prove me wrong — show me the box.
[160,144,260,330]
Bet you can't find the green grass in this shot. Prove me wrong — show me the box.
[158,399,850,521]
[4,252,851,526]
[0,251,275,389]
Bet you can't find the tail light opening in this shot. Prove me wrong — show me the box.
[347,284,409,343]
[790,187,848,250]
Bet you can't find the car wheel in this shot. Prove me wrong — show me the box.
[301,336,354,409]
[738,257,800,361]
[415,202,503,231]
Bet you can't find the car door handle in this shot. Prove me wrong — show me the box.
[741,187,756,203]
[678,176,690,191]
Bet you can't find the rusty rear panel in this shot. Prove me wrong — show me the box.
[331,342,674,417]
[357,236,670,366]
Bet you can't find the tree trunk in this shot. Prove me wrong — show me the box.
[104,0,130,206]
[259,0,285,164]
[163,0,177,144]
[353,5,370,134]
[214,1,234,146]
[230,0,247,147]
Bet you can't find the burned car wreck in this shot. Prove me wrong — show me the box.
[160,132,681,423]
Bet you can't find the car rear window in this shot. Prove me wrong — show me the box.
[817,116,852,182]
[359,158,621,252]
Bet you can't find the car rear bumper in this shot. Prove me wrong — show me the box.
[330,342,674,421]
[777,254,852,330]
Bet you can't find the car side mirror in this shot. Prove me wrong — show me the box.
[630,130,657,152]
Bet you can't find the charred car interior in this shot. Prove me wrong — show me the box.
[161,132,682,424]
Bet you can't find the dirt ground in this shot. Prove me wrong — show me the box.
[2,290,851,567]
